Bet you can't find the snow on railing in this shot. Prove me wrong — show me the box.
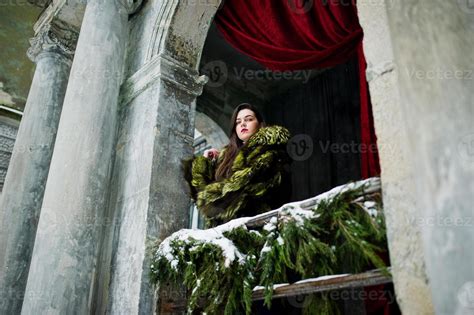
[156,177,388,306]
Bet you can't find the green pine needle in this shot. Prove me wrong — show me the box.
[149,185,389,314]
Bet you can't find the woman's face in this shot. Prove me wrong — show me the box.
[235,109,260,143]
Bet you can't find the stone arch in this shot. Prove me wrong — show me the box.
[146,1,434,313]
[102,2,225,314]
[122,1,430,314]
[148,0,223,69]
[191,112,228,228]
[124,0,222,78]
[194,110,228,151]
[109,1,448,314]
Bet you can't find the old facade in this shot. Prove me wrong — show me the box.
[0,0,472,314]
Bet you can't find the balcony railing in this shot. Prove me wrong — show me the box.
[152,177,391,314]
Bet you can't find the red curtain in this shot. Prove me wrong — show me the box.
[214,0,380,178]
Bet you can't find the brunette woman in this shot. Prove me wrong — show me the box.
[183,103,292,227]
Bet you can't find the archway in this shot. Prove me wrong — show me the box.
[103,0,433,314]
[98,1,225,314]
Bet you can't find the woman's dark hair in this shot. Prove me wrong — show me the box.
[215,103,266,181]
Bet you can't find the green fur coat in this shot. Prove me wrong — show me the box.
[182,125,293,227]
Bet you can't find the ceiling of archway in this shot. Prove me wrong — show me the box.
[200,21,324,98]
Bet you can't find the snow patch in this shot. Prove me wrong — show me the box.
[157,227,246,268]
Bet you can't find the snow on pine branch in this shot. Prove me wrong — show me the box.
[155,177,381,269]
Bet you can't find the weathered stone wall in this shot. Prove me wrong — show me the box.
[1,2,82,314]
[357,1,434,314]
[4,0,471,314]
[95,1,218,313]
[361,1,474,314]
[0,116,19,192]
[382,1,474,314]
[21,1,134,313]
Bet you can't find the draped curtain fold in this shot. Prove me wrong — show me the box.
[214,0,380,178]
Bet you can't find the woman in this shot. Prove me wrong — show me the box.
[183,103,292,227]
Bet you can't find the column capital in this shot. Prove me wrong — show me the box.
[120,53,209,107]
[115,0,143,14]
[27,20,78,63]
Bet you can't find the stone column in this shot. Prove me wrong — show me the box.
[100,54,207,314]
[383,2,474,315]
[21,0,141,313]
[0,24,75,314]
[357,2,434,314]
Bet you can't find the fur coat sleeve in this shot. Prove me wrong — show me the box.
[182,125,292,226]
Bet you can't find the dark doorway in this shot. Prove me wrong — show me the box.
[264,56,362,202]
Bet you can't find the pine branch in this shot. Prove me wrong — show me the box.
[149,177,387,315]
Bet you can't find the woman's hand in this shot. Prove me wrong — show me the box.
[203,148,220,160]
